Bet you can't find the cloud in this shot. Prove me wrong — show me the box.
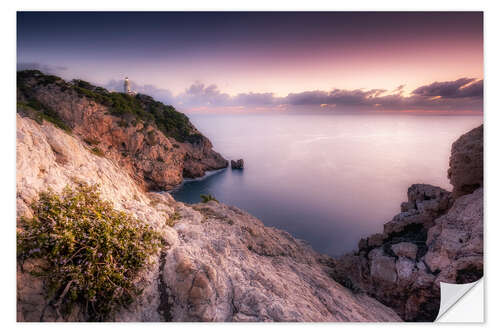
[412,78,483,98]
[16,63,483,113]
[393,85,405,94]
[234,92,277,105]
[178,82,231,107]
[285,89,386,106]
[458,80,483,98]
[17,62,67,75]
[97,77,483,113]
[174,82,282,108]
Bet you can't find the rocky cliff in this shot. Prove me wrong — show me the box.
[16,111,400,321]
[331,125,483,321]
[17,70,227,191]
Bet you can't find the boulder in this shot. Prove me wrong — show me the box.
[383,184,452,236]
[231,159,244,169]
[395,257,416,286]
[448,125,483,198]
[406,184,452,217]
[368,248,397,284]
[367,233,387,248]
[391,242,418,260]
[424,188,483,277]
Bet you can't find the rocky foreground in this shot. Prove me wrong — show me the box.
[16,114,400,321]
[16,71,483,322]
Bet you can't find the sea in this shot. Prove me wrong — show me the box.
[171,113,483,257]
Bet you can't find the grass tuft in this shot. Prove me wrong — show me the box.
[200,194,219,203]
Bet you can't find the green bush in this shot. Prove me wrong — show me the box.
[17,183,164,321]
[200,194,219,203]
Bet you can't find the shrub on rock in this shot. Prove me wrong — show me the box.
[17,182,164,321]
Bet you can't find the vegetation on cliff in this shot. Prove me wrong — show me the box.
[16,71,68,129]
[17,182,164,321]
[16,100,72,133]
[17,70,200,143]
[200,194,219,203]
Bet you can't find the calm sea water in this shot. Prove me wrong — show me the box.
[171,113,483,257]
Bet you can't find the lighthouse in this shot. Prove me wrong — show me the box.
[124,77,132,94]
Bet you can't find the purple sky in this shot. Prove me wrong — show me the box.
[17,12,483,114]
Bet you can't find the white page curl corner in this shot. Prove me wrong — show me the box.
[435,278,484,322]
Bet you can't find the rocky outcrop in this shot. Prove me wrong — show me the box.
[425,188,483,284]
[230,159,244,169]
[16,115,401,322]
[159,201,400,322]
[332,125,483,321]
[448,124,483,198]
[17,71,227,190]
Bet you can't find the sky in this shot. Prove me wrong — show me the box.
[17,12,483,113]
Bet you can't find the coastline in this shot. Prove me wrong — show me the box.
[167,167,228,194]
[15,71,483,322]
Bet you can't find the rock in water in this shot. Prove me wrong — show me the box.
[231,159,244,169]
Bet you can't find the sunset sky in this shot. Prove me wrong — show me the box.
[17,12,483,113]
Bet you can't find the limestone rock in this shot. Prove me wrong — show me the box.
[334,182,482,321]
[368,248,397,284]
[395,257,416,286]
[424,188,483,279]
[392,242,418,260]
[161,202,401,322]
[367,233,387,248]
[383,184,452,236]
[448,125,483,198]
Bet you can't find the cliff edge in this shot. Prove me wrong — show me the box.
[17,70,227,191]
[331,125,483,321]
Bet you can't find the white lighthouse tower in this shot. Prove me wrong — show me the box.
[124,77,132,94]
